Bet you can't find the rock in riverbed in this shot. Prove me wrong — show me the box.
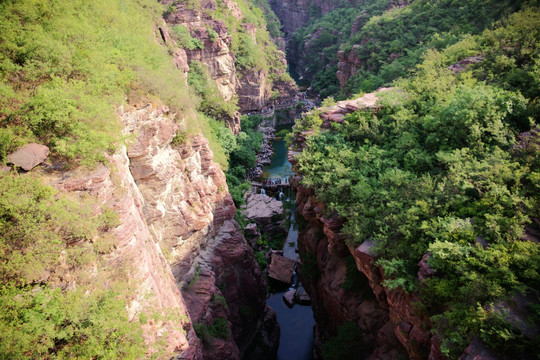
[268,253,295,284]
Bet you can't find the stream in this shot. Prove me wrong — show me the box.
[262,124,315,360]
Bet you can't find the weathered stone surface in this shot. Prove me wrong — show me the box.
[244,223,260,239]
[447,55,484,74]
[458,337,500,360]
[54,146,195,357]
[242,193,286,237]
[54,100,278,359]
[417,252,435,283]
[162,0,295,122]
[268,253,295,284]
[283,289,295,307]
[244,306,280,360]
[7,143,49,171]
[294,286,311,305]
[237,68,268,112]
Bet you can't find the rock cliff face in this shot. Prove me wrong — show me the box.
[268,0,364,35]
[335,1,408,89]
[293,184,408,360]
[290,90,500,360]
[162,0,295,119]
[50,100,277,359]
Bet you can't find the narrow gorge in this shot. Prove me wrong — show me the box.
[0,0,539,360]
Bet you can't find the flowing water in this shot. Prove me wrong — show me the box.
[262,125,315,360]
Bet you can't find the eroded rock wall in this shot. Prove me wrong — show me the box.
[49,101,277,359]
[293,184,407,360]
[121,102,278,359]
[162,0,295,118]
[290,90,492,360]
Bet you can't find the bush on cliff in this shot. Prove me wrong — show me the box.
[0,0,204,165]
[0,174,145,358]
[295,8,540,358]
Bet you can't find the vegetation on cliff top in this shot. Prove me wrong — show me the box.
[295,8,540,358]
[290,0,537,99]
[0,0,207,357]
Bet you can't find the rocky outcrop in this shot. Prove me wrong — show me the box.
[53,143,196,358]
[7,143,49,171]
[121,102,278,359]
[48,101,277,359]
[336,44,371,89]
[268,253,296,283]
[163,0,295,118]
[268,0,366,35]
[318,87,395,125]
[335,1,409,89]
[237,68,268,111]
[242,193,286,237]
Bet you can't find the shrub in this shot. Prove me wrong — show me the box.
[172,25,204,50]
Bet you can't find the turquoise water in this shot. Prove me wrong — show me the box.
[262,126,295,180]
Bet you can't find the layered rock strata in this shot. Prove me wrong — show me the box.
[47,101,277,359]
[162,0,295,119]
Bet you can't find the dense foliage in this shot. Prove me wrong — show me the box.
[0,0,206,357]
[0,174,145,359]
[188,60,239,119]
[224,115,264,205]
[0,0,206,165]
[290,0,391,97]
[295,8,540,358]
[341,0,532,96]
[289,0,537,99]
[209,0,293,88]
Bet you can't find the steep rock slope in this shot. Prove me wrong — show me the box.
[0,0,281,358]
[49,100,278,359]
[162,0,296,119]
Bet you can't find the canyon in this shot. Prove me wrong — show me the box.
[2,0,538,359]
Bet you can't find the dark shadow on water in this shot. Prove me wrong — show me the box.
[267,292,315,360]
[263,130,315,360]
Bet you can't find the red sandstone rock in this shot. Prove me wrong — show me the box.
[283,290,295,307]
[268,254,296,284]
[447,55,484,74]
[417,252,435,282]
[7,143,49,171]
[294,286,311,305]
[242,193,285,237]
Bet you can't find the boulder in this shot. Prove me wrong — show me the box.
[244,223,260,238]
[458,337,499,360]
[283,290,295,308]
[268,253,295,284]
[294,286,311,305]
[417,253,435,283]
[7,143,49,171]
[242,193,285,237]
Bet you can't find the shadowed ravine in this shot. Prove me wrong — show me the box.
[262,128,315,360]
